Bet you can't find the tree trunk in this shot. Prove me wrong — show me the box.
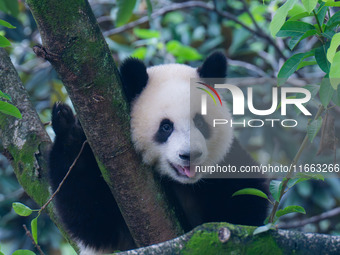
[0,48,77,249]
[117,222,340,255]
[25,0,182,247]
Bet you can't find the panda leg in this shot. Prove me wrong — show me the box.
[49,103,135,252]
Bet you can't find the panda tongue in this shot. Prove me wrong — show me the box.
[183,166,195,178]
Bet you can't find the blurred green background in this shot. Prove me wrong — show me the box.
[0,0,340,254]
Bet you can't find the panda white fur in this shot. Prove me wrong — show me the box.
[130,63,233,184]
[49,52,267,254]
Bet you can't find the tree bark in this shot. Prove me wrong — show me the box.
[117,222,340,255]
[25,0,182,247]
[0,48,77,249]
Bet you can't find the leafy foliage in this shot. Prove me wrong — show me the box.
[0,0,19,17]
[276,205,306,217]
[307,117,323,142]
[12,202,33,217]
[0,100,22,119]
[116,0,137,27]
[12,250,36,255]
[1,0,340,252]
[232,188,269,200]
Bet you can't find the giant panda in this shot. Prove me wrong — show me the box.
[49,52,268,255]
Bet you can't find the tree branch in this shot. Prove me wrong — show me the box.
[268,105,325,223]
[0,48,77,250]
[26,0,182,247]
[23,224,45,255]
[38,140,88,214]
[103,1,286,60]
[278,207,340,229]
[116,222,340,255]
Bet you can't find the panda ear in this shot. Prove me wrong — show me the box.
[197,52,227,78]
[120,58,149,104]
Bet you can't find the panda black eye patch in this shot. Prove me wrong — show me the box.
[193,114,211,139]
[154,119,174,144]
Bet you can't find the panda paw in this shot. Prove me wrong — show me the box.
[51,102,76,136]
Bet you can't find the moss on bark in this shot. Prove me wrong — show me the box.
[26,0,182,247]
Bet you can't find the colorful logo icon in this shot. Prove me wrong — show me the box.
[196,81,222,106]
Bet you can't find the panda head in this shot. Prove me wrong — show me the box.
[120,52,233,184]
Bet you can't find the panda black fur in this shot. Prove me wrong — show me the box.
[49,52,268,254]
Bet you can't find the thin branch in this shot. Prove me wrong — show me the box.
[103,1,286,60]
[23,224,45,255]
[278,207,340,229]
[103,1,210,37]
[240,0,262,33]
[227,58,268,77]
[268,105,325,223]
[38,140,88,214]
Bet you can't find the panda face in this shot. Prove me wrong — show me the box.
[130,63,233,184]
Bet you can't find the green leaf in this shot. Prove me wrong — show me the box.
[31,217,38,244]
[307,117,322,142]
[316,2,327,25]
[296,172,324,180]
[0,90,11,101]
[288,30,317,50]
[133,28,160,39]
[0,19,15,29]
[131,47,147,59]
[315,44,330,73]
[0,35,11,47]
[276,21,315,37]
[278,51,314,86]
[276,205,306,217]
[326,33,340,63]
[263,215,270,225]
[12,250,36,255]
[166,40,202,63]
[303,84,320,98]
[232,188,268,200]
[253,224,273,235]
[288,3,306,17]
[324,0,340,7]
[0,1,7,13]
[322,27,336,40]
[146,0,153,18]
[288,37,301,50]
[302,0,318,13]
[288,11,312,21]
[326,10,340,28]
[12,202,33,217]
[287,178,309,188]
[0,101,22,118]
[269,180,283,202]
[319,76,334,108]
[116,0,137,27]
[297,60,317,70]
[7,0,19,17]
[270,0,297,37]
[163,12,184,25]
[329,51,340,89]
[0,0,19,17]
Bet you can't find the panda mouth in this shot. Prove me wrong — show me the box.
[169,163,196,178]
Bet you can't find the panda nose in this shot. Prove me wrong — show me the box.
[179,153,190,161]
[179,151,202,161]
